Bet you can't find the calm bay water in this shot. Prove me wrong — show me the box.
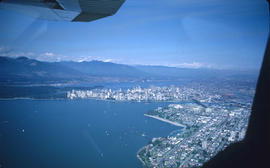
[0,99,180,168]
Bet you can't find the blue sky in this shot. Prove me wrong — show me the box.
[0,0,269,70]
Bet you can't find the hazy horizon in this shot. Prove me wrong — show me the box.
[0,55,261,71]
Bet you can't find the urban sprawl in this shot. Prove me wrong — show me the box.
[67,85,253,168]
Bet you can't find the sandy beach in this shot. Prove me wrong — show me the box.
[144,114,186,128]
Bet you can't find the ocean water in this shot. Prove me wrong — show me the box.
[0,99,181,168]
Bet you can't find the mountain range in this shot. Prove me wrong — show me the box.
[0,56,258,86]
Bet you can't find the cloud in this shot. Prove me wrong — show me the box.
[76,56,115,63]
[0,46,35,58]
[0,46,217,69]
[143,62,216,69]
[170,62,218,69]
[130,61,216,69]
[174,62,204,68]
[77,56,94,62]
[0,48,58,62]
[103,59,113,62]
[0,46,12,55]
[42,52,54,57]
[0,47,115,63]
[36,52,63,62]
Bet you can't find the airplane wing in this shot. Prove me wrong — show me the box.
[0,0,125,22]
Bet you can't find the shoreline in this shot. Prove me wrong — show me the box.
[144,114,186,128]
[136,147,147,167]
[137,154,146,167]
[0,97,185,103]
